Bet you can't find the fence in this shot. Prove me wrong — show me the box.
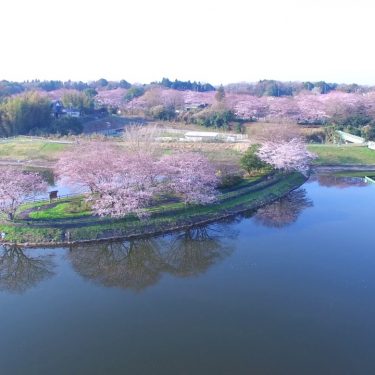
[23,193,79,204]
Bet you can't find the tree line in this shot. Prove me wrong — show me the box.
[0,79,132,98]
[159,78,215,92]
[225,80,373,97]
[0,91,99,137]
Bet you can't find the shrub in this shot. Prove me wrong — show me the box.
[193,108,235,128]
[124,86,145,102]
[240,145,269,176]
[149,105,176,120]
[50,117,83,135]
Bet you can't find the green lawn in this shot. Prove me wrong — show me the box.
[308,144,375,165]
[28,201,91,220]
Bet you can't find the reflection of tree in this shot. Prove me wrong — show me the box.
[314,175,367,189]
[69,224,236,291]
[0,245,55,293]
[254,189,313,228]
[69,240,164,291]
[161,227,234,277]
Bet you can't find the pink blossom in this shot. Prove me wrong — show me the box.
[256,138,316,174]
[159,153,219,205]
[0,167,48,220]
[56,142,122,193]
[57,142,219,218]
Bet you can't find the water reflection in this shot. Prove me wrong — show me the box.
[68,226,236,291]
[68,239,164,291]
[253,189,313,228]
[0,245,55,293]
[161,225,236,277]
[313,174,367,189]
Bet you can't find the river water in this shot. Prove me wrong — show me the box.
[1,175,374,374]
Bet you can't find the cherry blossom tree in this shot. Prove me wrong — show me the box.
[91,152,219,217]
[0,167,48,220]
[160,152,219,205]
[56,142,122,193]
[57,140,219,218]
[90,153,160,218]
[96,88,128,107]
[256,138,316,174]
[57,141,160,218]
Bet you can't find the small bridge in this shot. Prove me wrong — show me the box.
[365,176,375,184]
[337,130,366,144]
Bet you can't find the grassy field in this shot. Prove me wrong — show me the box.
[28,199,92,220]
[0,134,243,166]
[0,137,71,162]
[308,144,375,165]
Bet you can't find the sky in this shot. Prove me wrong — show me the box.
[1,0,375,85]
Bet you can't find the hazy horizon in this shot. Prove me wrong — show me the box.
[1,0,375,85]
[1,77,374,87]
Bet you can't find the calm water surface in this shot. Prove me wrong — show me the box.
[1,175,375,374]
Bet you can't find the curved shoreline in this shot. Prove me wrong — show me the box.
[312,164,375,172]
[0,173,307,248]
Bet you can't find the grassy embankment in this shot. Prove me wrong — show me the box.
[308,144,375,165]
[0,172,305,245]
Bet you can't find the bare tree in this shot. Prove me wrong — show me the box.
[122,124,161,156]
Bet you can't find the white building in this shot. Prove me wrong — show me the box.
[184,131,219,142]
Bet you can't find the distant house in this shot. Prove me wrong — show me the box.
[51,100,64,119]
[51,100,81,118]
[184,103,209,111]
[64,108,81,117]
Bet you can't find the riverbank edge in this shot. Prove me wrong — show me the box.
[311,164,375,172]
[0,173,307,248]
